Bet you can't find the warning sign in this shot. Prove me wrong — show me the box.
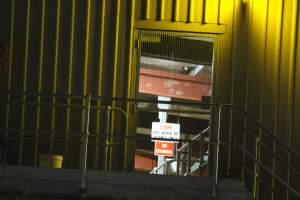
[151,122,180,140]
[154,141,175,157]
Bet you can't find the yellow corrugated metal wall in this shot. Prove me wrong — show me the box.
[2,0,135,171]
[231,0,300,200]
[1,0,300,199]
[134,0,300,199]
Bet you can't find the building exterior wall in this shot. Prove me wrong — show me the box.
[1,0,300,199]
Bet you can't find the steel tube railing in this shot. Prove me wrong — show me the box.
[212,104,222,198]
[1,91,300,199]
[80,95,91,190]
[235,144,300,198]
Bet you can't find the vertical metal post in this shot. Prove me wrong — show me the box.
[64,0,76,166]
[212,104,222,198]
[241,131,247,183]
[253,138,260,199]
[176,143,180,175]
[80,95,91,190]
[19,0,31,165]
[199,131,205,174]
[187,143,192,175]
[34,0,46,166]
[81,0,91,164]
[103,105,111,171]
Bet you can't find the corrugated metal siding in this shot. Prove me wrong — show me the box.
[1,0,135,170]
[231,0,300,200]
[1,0,300,199]
[136,0,221,24]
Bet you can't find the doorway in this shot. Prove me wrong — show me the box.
[133,30,216,176]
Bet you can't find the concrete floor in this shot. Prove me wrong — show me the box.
[0,165,253,200]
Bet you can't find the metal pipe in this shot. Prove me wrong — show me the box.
[237,129,300,179]
[103,106,111,170]
[176,143,180,175]
[50,0,61,153]
[19,0,31,165]
[212,104,222,198]
[94,0,106,170]
[187,143,192,175]
[64,0,76,167]
[235,145,300,198]
[253,138,260,198]
[145,0,151,20]
[178,127,209,152]
[241,130,247,183]
[199,133,204,174]
[80,95,91,190]
[4,0,15,163]
[34,0,46,166]
[80,0,92,166]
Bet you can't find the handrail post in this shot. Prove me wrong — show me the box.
[253,137,260,198]
[80,94,91,191]
[175,142,179,175]
[187,142,192,175]
[212,104,222,198]
[103,105,111,171]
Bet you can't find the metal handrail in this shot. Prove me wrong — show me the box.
[177,127,210,153]
[3,90,298,160]
[234,143,300,198]
[236,128,300,177]
[2,91,300,199]
[223,104,300,161]
[150,127,210,175]
[149,159,174,174]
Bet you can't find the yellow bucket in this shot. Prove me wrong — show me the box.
[39,154,63,168]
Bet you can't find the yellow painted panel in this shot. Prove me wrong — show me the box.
[193,0,204,23]
[178,0,188,22]
[205,0,219,24]
[159,0,173,21]
[275,0,298,199]
[165,0,173,21]
[219,0,234,25]
[291,8,300,192]
[260,0,283,199]
[144,0,158,20]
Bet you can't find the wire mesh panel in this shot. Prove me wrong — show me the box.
[135,30,216,175]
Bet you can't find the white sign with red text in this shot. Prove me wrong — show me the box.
[151,122,180,140]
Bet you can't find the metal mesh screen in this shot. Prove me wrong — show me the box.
[135,30,216,174]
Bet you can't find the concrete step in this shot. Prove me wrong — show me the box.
[0,165,253,200]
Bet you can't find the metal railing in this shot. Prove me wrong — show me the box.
[149,127,210,175]
[1,91,300,199]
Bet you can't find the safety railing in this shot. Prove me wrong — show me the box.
[149,127,209,175]
[1,91,300,199]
